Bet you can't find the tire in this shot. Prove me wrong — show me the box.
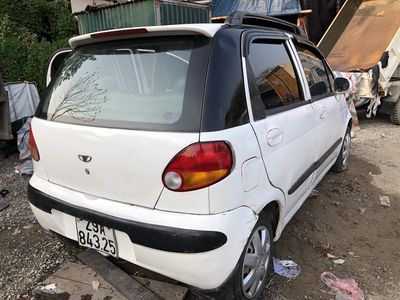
[390,99,400,125]
[332,127,351,173]
[192,212,274,300]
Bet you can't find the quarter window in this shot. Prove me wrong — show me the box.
[247,40,302,120]
[296,46,332,97]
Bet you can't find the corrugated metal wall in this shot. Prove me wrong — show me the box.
[77,1,156,34]
[77,0,210,34]
[160,2,210,25]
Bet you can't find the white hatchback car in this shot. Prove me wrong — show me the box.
[28,12,351,300]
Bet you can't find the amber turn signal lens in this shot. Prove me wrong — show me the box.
[162,142,233,191]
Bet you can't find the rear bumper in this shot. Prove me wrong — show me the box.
[28,175,257,289]
[28,185,226,253]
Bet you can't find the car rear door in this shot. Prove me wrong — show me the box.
[293,43,346,181]
[244,34,318,217]
[32,36,210,210]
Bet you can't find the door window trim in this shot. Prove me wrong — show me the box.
[241,33,310,121]
[292,42,336,102]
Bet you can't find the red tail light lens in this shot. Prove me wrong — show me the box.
[28,126,40,162]
[162,142,233,192]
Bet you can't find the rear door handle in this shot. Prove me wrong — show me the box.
[266,128,283,146]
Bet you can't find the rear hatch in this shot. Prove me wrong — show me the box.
[33,35,211,208]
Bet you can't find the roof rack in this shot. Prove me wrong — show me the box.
[224,11,305,37]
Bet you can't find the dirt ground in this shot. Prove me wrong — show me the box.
[0,116,399,299]
[265,115,400,300]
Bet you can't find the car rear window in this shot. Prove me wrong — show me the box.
[37,36,211,132]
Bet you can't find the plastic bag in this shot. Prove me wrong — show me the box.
[321,272,364,300]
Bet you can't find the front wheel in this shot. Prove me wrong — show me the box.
[332,127,351,173]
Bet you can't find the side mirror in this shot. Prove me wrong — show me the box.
[333,77,351,93]
[310,81,328,97]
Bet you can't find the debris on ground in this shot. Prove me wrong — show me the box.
[272,258,301,278]
[357,207,367,215]
[92,280,100,291]
[40,283,58,293]
[310,189,319,199]
[333,259,346,265]
[331,187,344,194]
[0,189,9,197]
[0,201,10,212]
[321,272,365,300]
[327,253,337,259]
[23,224,34,230]
[379,195,391,207]
[33,283,70,300]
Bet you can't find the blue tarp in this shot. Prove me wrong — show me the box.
[212,0,301,17]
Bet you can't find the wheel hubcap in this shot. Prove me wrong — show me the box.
[342,132,351,166]
[241,226,271,298]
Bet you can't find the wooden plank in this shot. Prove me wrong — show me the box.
[34,274,127,300]
[34,262,188,300]
[318,0,361,57]
[52,262,112,286]
[34,263,127,300]
[78,249,160,300]
[133,276,188,300]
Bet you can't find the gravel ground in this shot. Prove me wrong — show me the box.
[265,115,400,299]
[0,155,78,299]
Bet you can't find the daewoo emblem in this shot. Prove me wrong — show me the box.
[78,155,92,163]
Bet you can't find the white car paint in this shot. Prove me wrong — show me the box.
[69,23,224,48]
[29,173,256,289]
[31,118,201,210]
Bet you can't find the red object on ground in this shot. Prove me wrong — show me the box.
[321,272,364,300]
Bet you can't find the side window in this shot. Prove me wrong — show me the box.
[247,40,302,120]
[296,46,332,97]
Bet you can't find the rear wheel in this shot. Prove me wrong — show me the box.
[239,218,273,299]
[390,99,400,125]
[332,127,351,173]
[193,212,274,300]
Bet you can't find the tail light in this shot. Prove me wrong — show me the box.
[91,28,148,39]
[162,142,233,192]
[28,126,40,162]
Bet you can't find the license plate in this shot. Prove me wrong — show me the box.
[76,219,118,257]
